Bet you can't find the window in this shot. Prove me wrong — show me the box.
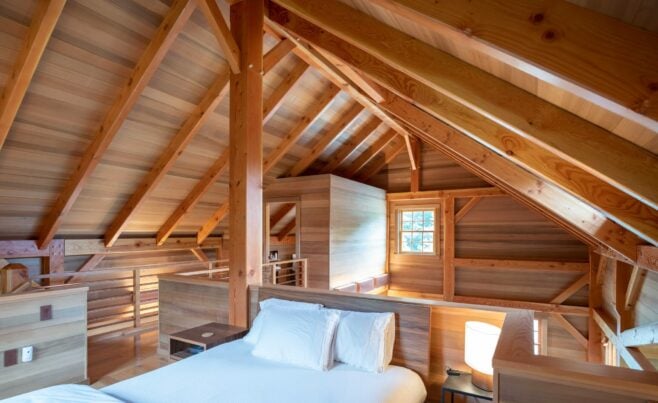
[533,319,540,355]
[398,208,436,254]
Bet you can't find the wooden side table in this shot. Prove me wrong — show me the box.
[169,322,248,361]
[441,373,493,403]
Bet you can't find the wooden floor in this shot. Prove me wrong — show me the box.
[89,330,169,388]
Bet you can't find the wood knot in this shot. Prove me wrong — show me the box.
[648,82,658,92]
[505,149,514,156]
[542,29,557,41]
[529,13,544,24]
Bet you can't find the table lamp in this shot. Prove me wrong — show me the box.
[464,321,501,391]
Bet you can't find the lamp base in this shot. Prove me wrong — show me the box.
[471,369,493,392]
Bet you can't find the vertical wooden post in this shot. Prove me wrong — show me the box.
[228,0,263,327]
[587,250,603,363]
[41,239,64,286]
[410,137,421,192]
[442,196,455,301]
[615,261,634,332]
[133,269,141,329]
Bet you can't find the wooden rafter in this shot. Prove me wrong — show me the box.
[195,0,240,74]
[318,49,385,103]
[271,0,658,213]
[268,9,647,262]
[287,102,364,177]
[263,84,340,173]
[343,129,396,177]
[366,0,658,128]
[36,0,195,249]
[156,33,295,245]
[156,148,229,245]
[0,0,66,151]
[358,138,406,182]
[262,38,295,72]
[104,72,230,247]
[277,219,296,241]
[265,20,417,171]
[321,116,381,174]
[550,274,589,305]
[455,197,481,223]
[263,60,308,121]
[197,202,229,244]
[270,203,295,229]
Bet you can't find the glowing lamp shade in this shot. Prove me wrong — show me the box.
[464,321,501,391]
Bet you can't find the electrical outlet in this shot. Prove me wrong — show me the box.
[40,305,52,321]
[4,349,17,367]
[21,346,33,363]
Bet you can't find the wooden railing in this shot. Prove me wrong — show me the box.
[493,311,658,401]
[262,258,308,287]
[28,259,229,341]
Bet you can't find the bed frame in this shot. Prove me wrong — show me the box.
[250,284,432,380]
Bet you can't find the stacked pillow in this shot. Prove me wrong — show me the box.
[246,298,395,373]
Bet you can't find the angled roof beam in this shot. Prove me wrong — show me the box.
[197,202,229,244]
[156,33,296,245]
[195,0,240,73]
[265,20,417,171]
[287,102,364,177]
[262,83,340,173]
[0,0,66,151]
[270,0,658,211]
[262,38,295,72]
[318,49,385,103]
[156,148,229,245]
[321,116,381,174]
[267,4,658,246]
[277,218,296,241]
[36,0,195,249]
[358,137,406,181]
[104,72,230,246]
[263,60,308,122]
[270,203,295,229]
[409,136,421,192]
[368,0,658,131]
[342,129,397,178]
[268,4,649,261]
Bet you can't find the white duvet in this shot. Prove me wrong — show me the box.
[4,340,427,403]
[104,339,426,403]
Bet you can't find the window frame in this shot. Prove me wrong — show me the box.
[395,206,439,256]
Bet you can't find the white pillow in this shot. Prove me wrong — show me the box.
[332,310,395,373]
[243,298,322,345]
[251,308,340,371]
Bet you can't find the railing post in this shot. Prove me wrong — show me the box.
[133,269,141,329]
[303,258,308,288]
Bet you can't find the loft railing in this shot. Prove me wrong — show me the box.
[262,258,308,288]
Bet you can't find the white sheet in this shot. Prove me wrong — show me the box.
[103,339,427,403]
[3,385,122,403]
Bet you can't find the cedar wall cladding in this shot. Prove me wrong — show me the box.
[264,174,387,289]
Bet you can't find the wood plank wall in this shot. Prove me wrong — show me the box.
[329,175,386,288]
[0,287,88,398]
[264,174,387,289]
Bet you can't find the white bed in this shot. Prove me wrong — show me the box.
[102,339,426,403]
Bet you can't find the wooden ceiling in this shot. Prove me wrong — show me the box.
[0,0,656,269]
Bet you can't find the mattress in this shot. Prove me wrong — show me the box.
[102,339,427,403]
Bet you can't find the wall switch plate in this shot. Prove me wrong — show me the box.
[40,305,52,321]
[21,346,33,363]
[4,349,18,367]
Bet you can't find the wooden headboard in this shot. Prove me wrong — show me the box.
[250,285,432,380]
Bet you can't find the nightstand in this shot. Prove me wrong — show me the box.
[169,322,248,361]
[441,373,493,403]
